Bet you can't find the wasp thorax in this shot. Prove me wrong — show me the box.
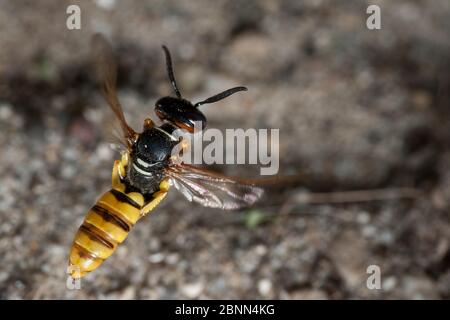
[127,127,178,193]
[155,96,206,133]
[134,128,176,165]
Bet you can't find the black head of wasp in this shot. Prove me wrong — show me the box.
[68,34,263,279]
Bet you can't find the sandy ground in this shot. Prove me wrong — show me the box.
[0,0,449,299]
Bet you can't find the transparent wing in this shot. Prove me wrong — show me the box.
[104,114,129,152]
[91,33,137,148]
[165,164,264,210]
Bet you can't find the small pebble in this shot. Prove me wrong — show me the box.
[383,276,397,291]
[257,279,273,297]
[181,282,204,299]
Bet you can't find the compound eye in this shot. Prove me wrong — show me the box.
[176,110,206,133]
[155,97,206,132]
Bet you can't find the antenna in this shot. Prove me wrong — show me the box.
[194,86,247,107]
[162,45,182,98]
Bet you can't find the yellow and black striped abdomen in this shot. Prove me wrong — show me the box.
[68,187,144,279]
[68,153,170,279]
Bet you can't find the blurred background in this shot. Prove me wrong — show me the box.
[0,0,449,299]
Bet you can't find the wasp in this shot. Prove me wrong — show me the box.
[68,34,264,279]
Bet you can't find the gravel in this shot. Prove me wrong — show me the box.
[0,0,449,299]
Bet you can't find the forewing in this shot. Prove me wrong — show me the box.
[91,33,136,148]
[165,164,264,210]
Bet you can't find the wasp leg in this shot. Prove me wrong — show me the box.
[112,152,130,189]
[143,118,154,130]
[170,137,190,164]
[120,152,130,169]
[140,178,170,217]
